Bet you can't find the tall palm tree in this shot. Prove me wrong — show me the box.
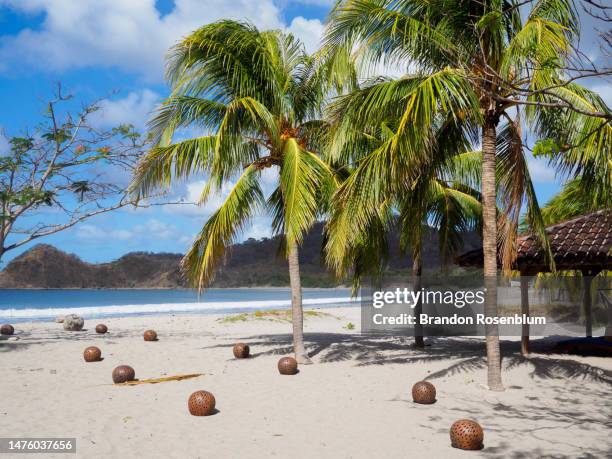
[326,113,482,347]
[324,0,611,390]
[131,21,337,363]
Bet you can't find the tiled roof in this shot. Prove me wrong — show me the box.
[457,210,612,273]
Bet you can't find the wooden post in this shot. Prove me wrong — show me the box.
[604,291,612,340]
[581,269,600,338]
[583,276,593,338]
[520,274,530,356]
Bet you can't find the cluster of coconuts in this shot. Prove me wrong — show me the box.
[411,380,484,450]
[80,332,300,420]
[81,326,484,450]
[232,342,298,375]
[184,345,298,417]
[82,326,160,386]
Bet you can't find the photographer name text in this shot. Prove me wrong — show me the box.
[371,313,546,326]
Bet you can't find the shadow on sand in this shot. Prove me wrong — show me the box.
[205,333,612,387]
[223,332,611,458]
[0,328,135,353]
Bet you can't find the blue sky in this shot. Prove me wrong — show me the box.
[0,0,609,264]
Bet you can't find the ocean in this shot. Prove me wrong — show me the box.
[0,288,358,322]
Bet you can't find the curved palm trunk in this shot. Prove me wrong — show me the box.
[413,239,425,348]
[482,118,504,391]
[288,239,312,364]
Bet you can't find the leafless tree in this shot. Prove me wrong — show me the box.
[0,85,179,263]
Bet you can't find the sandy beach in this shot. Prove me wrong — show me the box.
[1,307,611,458]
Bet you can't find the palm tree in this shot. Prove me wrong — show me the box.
[399,149,482,348]
[326,113,482,348]
[324,0,611,390]
[130,21,337,364]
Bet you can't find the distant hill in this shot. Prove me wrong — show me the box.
[0,245,184,289]
[0,223,480,288]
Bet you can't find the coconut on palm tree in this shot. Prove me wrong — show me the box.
[323,0,611,390]
[130,21,337,363]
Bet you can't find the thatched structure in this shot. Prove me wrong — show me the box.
[457,210,612,354]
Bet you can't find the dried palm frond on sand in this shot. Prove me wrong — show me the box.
[114,373,203,386]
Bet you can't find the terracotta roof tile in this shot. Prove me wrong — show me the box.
[457,210,612,272]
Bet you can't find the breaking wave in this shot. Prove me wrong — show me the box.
[0,297,359,321]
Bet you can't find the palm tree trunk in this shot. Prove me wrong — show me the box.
[287,239,312,364]
[482,117,504,391]
[413,239,424,348]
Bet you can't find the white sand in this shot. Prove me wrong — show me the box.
[1,307,610,458]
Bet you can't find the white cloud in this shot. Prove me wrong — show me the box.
[177,234,194,246]
[243,217,273,240]
[287,0,333,5]
[166,166,279,217]
[286,16,324,53]
[259,166,279,189]
[77,218,185,243]
[363,61,409,80]
[527,156,558,184]
[158,177,275,242]
[0,0,323,79]
[77,224,133,241]
[187,179,232,214]
[91,89,160,129]
[158,179,231,218]
[132,218,179,239]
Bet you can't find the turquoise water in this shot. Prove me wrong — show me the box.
[0,288,356,322]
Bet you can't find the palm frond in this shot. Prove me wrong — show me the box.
[502,18,572,78]
[182,165,264,290]
[166,20,281,106]
[426,179,482,263]
[325,138,401,273]
[324,0,463,72]
[280,138,335,247]
[496,116,554,272]
[529,82,612,206]
[538,177,610,225]
[148,96,226,147]
[130,136,217,200]
[211,96,279,177]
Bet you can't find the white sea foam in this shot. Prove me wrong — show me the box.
[0,297,360,320]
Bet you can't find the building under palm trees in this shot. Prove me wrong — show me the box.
[458,210,612,354]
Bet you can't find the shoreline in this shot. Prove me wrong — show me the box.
[0,287,358,323]
[0,298,361,324]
